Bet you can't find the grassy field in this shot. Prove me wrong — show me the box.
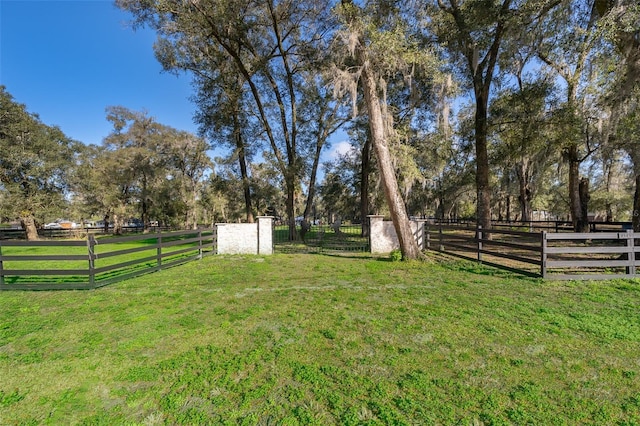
[1,253,639,425]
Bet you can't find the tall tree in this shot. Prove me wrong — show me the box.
[595,0,640,104]
[165,129,213,229]
[615,91,640,230]
[73,143,137,234]
[298,76,350,225]
[104,106,167,231]
[593,0,640,229]
[193,70,256,223]
[430,0,559,231]
[118,0,336,240]
[489,79,556,222]
[0,86,79,240]
[77,107,212,232]
[334,0,439,259]
[535,0,610,232]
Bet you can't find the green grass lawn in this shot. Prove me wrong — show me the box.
[1,253,639,425]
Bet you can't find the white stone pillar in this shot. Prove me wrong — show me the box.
[368,215,398,253]
[257,216,273,255]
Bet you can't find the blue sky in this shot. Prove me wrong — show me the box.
[1,0,197,146]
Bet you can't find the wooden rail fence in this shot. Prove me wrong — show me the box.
[432,219,633,233]
[542,231,638,280]
[425,223,640,280]
[0,229,215,290]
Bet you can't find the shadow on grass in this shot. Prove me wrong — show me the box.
[306,251,379,261]
[301,250,537,281]
[428,251,541,280]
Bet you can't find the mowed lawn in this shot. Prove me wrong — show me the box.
[1,253,639,425]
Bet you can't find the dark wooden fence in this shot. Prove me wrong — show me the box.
[433,219,632,233]
[425,223,640,280]
[0,229,215,290]
[0,225,169,240]
[425,223,543,277]
[542,231,638,280]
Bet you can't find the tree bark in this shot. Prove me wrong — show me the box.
[633,174,640,233]
[140,173,150,231]
[303,139,323,223]
[566,144,588,232]
[186,186,199,230]
[578,176,590,232]
[234,121,254,224]
[285,175,297,240]
[113,212,123,235]
[360,137,371,237]
[103,214,110,234]
[21,214,39,241]
[474,84,493,232]
[516,163,532,223]
[360,65,421,260]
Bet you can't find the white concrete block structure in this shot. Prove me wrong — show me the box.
[216,216,273,255]
[368,215,425,254]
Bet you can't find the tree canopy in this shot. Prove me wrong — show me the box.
[1,0,639,247]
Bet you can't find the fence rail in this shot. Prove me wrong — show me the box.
[0,229,215,290]
[433,219,633,233]
[0,225,177,241]
[425,222,640,280]
[425,223,543,277]
[541,231,638,280]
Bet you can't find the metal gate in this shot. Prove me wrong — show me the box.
[273,223,369,254]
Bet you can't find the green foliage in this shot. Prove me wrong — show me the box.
[389,249,402,261]
[0,390,25,407]
[73,107,212,230]
[0,86,80,225]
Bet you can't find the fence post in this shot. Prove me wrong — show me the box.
[213,225,218,255]
[87,235,96,288]
[157,230,162,271]
[0,241,4,288]
[541,231,547,279]
[425,221,430,251]
[198,229,203,259]
[438,224,443,252]
[627,229,636,277]
[477,225,483,263]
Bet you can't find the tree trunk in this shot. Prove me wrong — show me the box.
[360,137,371,237]
[516,163,532,223]
[303,139,323,223]
[185,187,198,230]
[633,174,640,233]
[360,65,421,260]
[286,175,297,240]
[234,113,254,224]
[141,198,150,231]
[567,144,586,232]
[578,177,590,232]
[20,214,39,241]
[113,213,123,235]
[141,174,150,231]
[474,86,492,232]
[436,179,445,220]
